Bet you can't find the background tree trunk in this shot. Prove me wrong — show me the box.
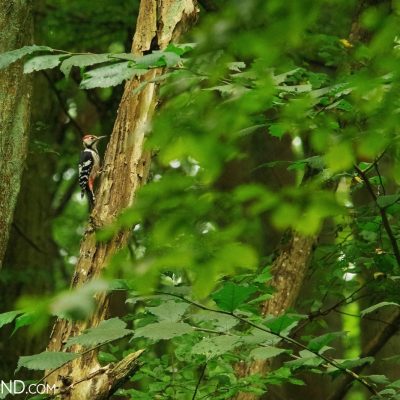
[0,71,61,379]
[45,1,198,399]
[0,0,33,268]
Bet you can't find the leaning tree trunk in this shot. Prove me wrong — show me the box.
[45,1,198,399]
[0,1,33,269]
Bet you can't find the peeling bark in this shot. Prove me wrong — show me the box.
[45,1,198,399]
[0,0,33,268]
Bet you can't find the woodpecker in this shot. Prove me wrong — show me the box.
[78,134,106,210]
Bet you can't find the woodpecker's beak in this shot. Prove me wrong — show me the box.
[96,136,107,141]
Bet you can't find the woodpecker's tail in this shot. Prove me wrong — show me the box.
[85,188,95,211]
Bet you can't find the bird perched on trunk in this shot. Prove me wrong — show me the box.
[78,134,106,210]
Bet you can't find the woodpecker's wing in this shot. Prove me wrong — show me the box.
[78,149,94,192]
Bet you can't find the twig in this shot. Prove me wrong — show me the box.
[333,309,399,328]
[52,177,78,217]
[192,363,207,400]
[354,164,400,266]
[42,71,85,136]
[11,222,46,254]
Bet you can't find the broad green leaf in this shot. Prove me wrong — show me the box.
[365,374,389,384]
[241,329,281,346]
[12,313,36,335]
[308,332,346,352]
[285,350,323,368]
[192,335,241,359]
[0,45,52,70]
[192,311,238,331]
[134,321,193,340]
[80,62,147,89]
[17,352,78,372]
[60,53,111,76]
[268,123,286,138]
[250,346,287,360]
[65,318,132,348]
[212,282,257,312]
[147,301,189,322]
[24,54,66,73]
[360,302,400,317]
[0,310,22,329]
[327,357,374,372]
[264,314,304,335]
[376,195,400,209]
[164,43,196,56]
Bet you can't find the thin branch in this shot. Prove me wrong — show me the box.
[42,71,85,136]
[354,164,400,266]
[192,363,207,400]
[11,222,46,254]
[333,309,399,328]
[52,178,78,217]
[291,280,370,336]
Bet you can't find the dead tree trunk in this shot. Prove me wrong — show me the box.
[45,1,198,399]
[0,1,33,269]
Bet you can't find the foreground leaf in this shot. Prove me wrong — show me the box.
[134,321,193,340]
[360,302,400,317]
[192,335,241,359]
[17,352,78,372]
[0,310,23,329]
[250,346,287,360]
[80,61,147,89]
[212,282,257,312]
[24,55,66,73]
[65,318,132,348]
[0,45,52,70]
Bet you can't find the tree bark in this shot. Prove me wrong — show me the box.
[235,233,316,400]
[45,1,198,399]
[0,0,33,269]
[0,71,61,379]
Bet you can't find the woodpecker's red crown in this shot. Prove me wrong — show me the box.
[82,135,106,148]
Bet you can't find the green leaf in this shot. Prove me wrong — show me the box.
[134,321,193,340]
[0,45,52,70]
[164,43,196,56]
[0,310,22,329]
[250,346,287,360]
[212,282,257,312]
[147,301,189,322]
[24,54,66,73]
[308,332,346,352]
[12,312,36,335]
[192,311,238,331]
[241,329,281,346]
[376,195,400,208]
[60,54,112,77]
[285,350,324,368]
[264,314,304,335]
[268,123,286,138]
[192,335,241,359]
[80,62,147,89]
[360,302,400,317]
[65,318,132,348]
[328,357,374,372]
[17,351,78,372]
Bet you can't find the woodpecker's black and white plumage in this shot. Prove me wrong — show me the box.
[78,134,106,210]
